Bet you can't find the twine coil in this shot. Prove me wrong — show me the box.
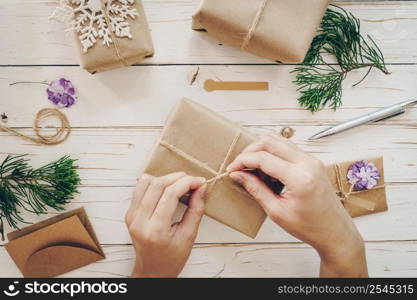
[0,108,71,145]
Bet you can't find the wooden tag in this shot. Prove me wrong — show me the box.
[204,79,269,92]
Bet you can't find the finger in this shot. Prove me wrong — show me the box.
[153,176,206,224]
[139,172,186,219]
[241,135,305,163]
[176,184,207,239]
[126,174,153,225]
[229,171,281,216]
[226,151,295,185]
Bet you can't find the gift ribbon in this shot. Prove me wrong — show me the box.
[334,164,384,212]
[241,0,269,50]
[0,108,71,145]
[158,127,243,194]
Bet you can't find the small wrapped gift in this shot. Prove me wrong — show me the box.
[192,0,329,62]
[327,157,388,217]
[51,0,154,73]
[143,98,267,238]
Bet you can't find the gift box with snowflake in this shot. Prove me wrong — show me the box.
[51,0,154,73]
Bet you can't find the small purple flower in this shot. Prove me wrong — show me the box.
[347,160,380,191]
[46,78,77,108]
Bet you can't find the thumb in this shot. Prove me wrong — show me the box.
[177,184,206,239]
[229,171,280,216]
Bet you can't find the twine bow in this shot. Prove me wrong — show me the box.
[334,164,384,212]
[241,0,269,50]
[158,127,242,194]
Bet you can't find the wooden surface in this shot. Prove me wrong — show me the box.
[1,0,416,277]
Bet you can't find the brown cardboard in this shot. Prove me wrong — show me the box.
[192,0,329,63]
[204,79,269,92]
[327,157,388,217]
[69,0,154,73]
[5,208,105,278]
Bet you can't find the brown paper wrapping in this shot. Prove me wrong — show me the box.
[192,0,329,63]
[70,0,154,73]
[5,208,105,277]
[143,98,266,238]
[327,157,388,218]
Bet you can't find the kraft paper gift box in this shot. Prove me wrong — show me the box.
[52,0,154,74]
[144,98,269,238]
[192,0,329,63]
[5,208,105,278]
[326,157,388,218]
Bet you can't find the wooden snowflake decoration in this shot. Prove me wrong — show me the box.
[51,0,139,53]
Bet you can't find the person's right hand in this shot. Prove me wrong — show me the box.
[227,135,368,277]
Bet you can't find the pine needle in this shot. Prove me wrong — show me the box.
[293,5,390,113]
[0,155,80,229]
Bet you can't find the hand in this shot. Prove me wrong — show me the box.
[227,135,368,277]
[125,172,206,277]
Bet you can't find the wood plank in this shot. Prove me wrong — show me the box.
[1,126,416,186]
[0,1,416,65]
[0,183,415,244]
[1,65,416,127]
[1,241,416,277]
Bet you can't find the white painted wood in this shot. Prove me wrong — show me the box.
[0,1,416,65]
[1,183,416,245]
[0,65,416,128]
[1,126,416,186]
[1,241,416,277]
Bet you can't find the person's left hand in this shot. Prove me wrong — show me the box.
[125,172,207,277]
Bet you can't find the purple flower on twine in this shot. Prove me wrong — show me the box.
[46,78,77,108]
[347,160,380,191]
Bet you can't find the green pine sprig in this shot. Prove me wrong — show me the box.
[292,4,390,113]
[0,155,80,236]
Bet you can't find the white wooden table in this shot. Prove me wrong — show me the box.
[1,0,417,277]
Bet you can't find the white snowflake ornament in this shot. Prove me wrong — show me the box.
[50,0,139,53]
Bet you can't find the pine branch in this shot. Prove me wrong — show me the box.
[293,5,390,113]
[0,155,80,232]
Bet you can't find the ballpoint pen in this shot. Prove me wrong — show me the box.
[309,99,417,140]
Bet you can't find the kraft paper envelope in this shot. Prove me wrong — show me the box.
[5,208,105,278]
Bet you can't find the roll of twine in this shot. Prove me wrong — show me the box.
[0,108,71,145]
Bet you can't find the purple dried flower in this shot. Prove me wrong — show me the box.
[46,78,77,108]
[347,160,380,191]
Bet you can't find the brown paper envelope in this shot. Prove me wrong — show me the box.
[144,98,266,238]
[71,0,154,73]
[326,157,388,218]
[192,0,329,62]
[5,209,105,277]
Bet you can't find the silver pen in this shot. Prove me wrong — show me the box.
[309,99,417,140]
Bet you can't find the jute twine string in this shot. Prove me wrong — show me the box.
[159,128,241,190]
[100,0,128,67]
[0,108,71,145]
[334,164,384,211]
[241,0,268,50]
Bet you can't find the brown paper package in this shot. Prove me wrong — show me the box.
[192,0,329,63]
[70,0,154,73]
[326,157,388,217]
[5,208,105,278]
[143,99,389,238]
